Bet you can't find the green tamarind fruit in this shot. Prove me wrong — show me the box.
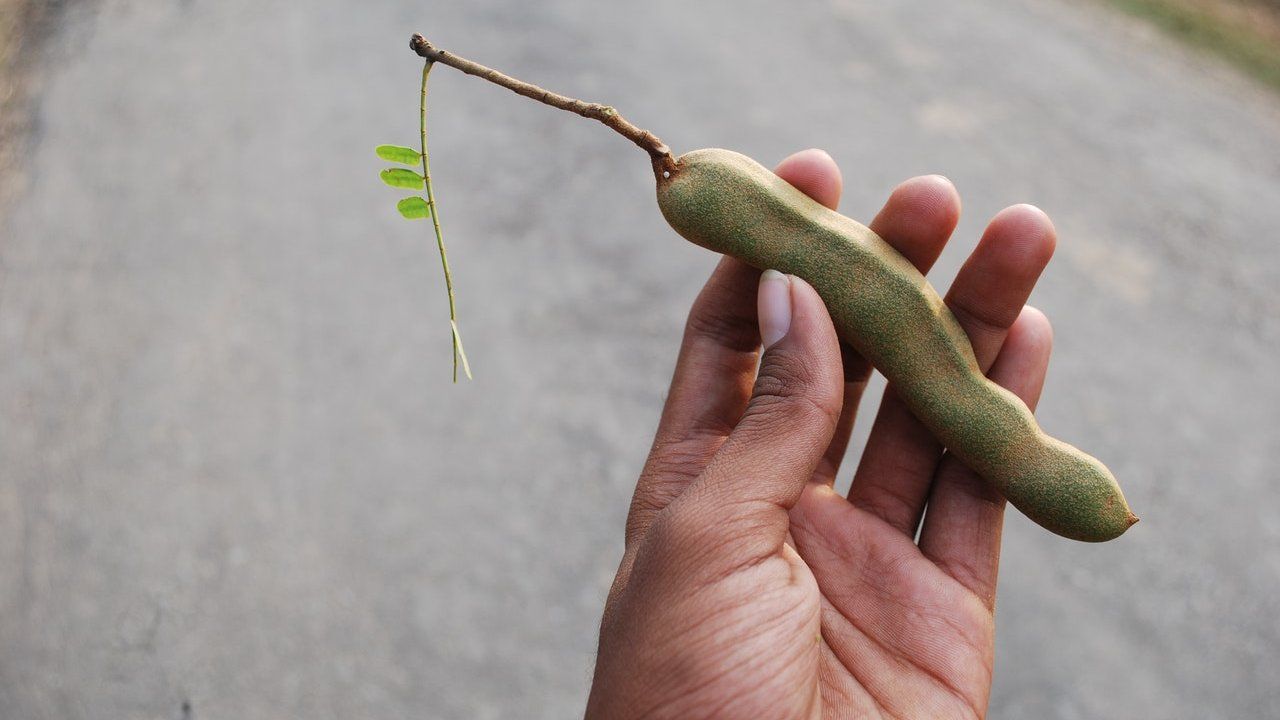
[656,148,1137,542]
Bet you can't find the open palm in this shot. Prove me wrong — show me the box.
[587,149,1058,719]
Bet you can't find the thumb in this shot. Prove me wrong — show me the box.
[674,270,845,552]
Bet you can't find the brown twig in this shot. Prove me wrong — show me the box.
[410,34,678,176]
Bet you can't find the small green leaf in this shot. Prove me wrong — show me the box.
[396,196,431,220]
[375,144,422,165]
[380,168,425,190]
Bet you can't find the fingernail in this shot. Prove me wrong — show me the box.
[758,269,792,349]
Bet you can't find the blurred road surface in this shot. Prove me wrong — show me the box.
[2,0,1278,718]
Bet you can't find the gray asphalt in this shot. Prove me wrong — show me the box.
[2,0,1278,718]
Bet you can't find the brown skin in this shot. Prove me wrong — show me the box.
[588,150,1057,719]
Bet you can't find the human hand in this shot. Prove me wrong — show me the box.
[586,149,1058,719]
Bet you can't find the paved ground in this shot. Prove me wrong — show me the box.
[2,0,1278,718]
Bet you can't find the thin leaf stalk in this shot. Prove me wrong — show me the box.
[419,59,470,381]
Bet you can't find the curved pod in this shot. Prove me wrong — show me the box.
[656,149,1136,542]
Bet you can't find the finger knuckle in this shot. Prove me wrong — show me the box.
[748,354,841,432]
[683,303,759,354]
[627,440,715,545]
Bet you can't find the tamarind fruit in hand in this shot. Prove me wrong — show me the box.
[405,35,1138,542]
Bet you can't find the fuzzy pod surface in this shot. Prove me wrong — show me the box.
[656,148,1137,542]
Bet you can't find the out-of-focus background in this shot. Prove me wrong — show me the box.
[2,0,1278,718]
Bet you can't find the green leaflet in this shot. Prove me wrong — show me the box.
[397,196,431,220]
[380,168,425,190]
[375,144,422,165]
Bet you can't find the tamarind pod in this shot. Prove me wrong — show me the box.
[656,149,1136,542]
